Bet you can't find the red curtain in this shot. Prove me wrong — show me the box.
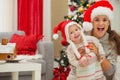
[18,0,43,36]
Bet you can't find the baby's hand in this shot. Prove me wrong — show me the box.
[79,56,88,67]
[78,46,86,56]
[88,42,102,61]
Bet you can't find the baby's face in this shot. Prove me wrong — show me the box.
[68,24,82,43]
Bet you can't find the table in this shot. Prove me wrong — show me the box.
[0,62,41,80]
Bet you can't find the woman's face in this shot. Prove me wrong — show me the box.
[68,24,82,44]
[92,15,110,39]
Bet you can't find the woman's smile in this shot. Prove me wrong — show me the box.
[97,27,104,32]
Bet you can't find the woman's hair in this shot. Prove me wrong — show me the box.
[107,25,120,55]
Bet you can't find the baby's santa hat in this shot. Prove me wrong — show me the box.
[83,0,113,31]
[53,20,90,59]
[53,20,72,46]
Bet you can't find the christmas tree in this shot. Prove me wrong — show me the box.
[64,0,96,25]
[53,47,70,80]
[54,48,69,68]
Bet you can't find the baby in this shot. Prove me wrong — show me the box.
[53,20,106,80]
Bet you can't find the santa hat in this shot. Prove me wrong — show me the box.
[53,20,90,59]
[83,0,113,31]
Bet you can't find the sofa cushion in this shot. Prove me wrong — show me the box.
[10,34,40,55]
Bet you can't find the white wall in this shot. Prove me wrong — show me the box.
[0,0,17,32]
[110,0,120,34]
[43,0,51,41]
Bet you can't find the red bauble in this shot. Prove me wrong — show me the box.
[70,6,75,11]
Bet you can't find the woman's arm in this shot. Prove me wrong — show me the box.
[88,42,115,75]
[99,56,111,71]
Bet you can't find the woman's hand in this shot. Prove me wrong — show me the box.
[88,42,98,55]
[88,42,101,60]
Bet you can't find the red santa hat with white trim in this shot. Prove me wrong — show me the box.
[53,20,90,59]
[83,0,113,31]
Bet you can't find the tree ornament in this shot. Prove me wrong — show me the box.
[68,15,72,19]
[70,5,76,11]
[86,4,91,8]
[78,7,84,13]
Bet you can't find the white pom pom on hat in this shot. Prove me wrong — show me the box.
[82,22,93,31]
[83,0,113,31]
[53,34,59,40]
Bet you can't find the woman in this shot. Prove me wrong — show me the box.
[82,0,120,80]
